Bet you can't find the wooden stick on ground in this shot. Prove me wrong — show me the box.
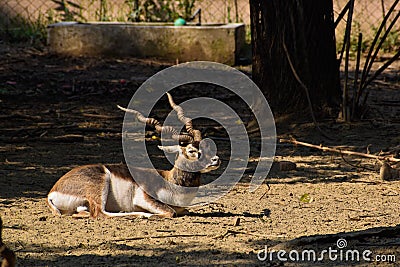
[213,229,286,240]
[113,233,208,242]
[279,138,400,163]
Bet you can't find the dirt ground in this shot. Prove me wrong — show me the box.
[0,42,400,266]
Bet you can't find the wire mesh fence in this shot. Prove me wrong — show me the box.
[0,0,399,52]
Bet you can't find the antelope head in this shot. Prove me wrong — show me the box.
[118,93,220,182]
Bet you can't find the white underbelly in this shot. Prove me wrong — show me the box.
[48,191,88,214]
[105,175,136,212]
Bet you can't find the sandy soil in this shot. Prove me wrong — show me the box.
[0,43,399,266]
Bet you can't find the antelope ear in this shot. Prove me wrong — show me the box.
[158,145,181,154]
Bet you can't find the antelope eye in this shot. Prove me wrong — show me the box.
[188,150,196,154]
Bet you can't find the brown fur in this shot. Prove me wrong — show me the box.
[47,161,207,218]
[48,95,220,218]
[161,167,201,187]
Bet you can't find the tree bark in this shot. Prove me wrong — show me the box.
[250,0,340,118]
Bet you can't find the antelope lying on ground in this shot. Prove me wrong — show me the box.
[0,217,16,267]
[47,93,220,218]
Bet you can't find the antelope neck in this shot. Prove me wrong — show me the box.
[169,167,201,187]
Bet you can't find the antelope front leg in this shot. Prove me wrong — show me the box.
[133,189,177,218]
[172,207,190,216]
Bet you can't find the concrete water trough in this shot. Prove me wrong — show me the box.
[47,22,246,65]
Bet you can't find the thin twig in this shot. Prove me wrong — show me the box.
[362,8,400,91]
[381,0,387,31]
[0,124,78,132]
[280,138,400,163]
[340,153,376,172]
[338,0,354,66]
[0,113,42,121]
[214,229,285,239]
[113,233,208,242]
[334,0,351,28]
[342,208,370,212]
[81,113,122,120]
[342,0,355,121]
[259,183,271,200]
[351,33,362,120]
[357,0,400,104]
[0,134,85,143]
[361,49,400,108]
[282,42,332,140]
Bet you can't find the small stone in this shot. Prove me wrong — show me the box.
[233,217,240,226]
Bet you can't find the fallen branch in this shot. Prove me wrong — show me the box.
[113,233,208,242]
[0,134,85,143]
[0,124,77,132]
[82,113,122,120]
[213,229,285,239]
[280,138,400,163]
[0,112,42,121]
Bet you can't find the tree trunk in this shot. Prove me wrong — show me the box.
[250,0,340,118]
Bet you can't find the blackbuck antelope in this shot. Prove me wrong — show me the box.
[0,217,16,267]
[47,93,220,218]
